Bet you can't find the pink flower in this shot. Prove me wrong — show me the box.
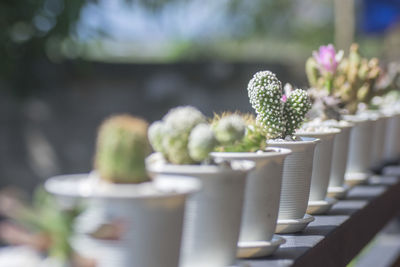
[282,83,293,103]
[313,44,343,75]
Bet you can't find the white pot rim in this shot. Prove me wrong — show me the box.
[45,172,201,199]
[146,152,255,175]
[343,113,378,122]
[267,136,320,146]
[295,128,341,137]
[209,147,292,160]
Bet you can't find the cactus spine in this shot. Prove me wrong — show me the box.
[95,115,151,183]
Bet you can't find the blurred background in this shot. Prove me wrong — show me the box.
[1,0,400,191]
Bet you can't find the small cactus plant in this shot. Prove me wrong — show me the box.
[305,43,393,114]
[247,70,311,139]
[213,114,246,145]
[188,123,218,162]
[213,113,267,152]
[95,115,151,183]
[149,106,246,164]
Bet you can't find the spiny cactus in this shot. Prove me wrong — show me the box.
[213,113,267,152]
[212,114,246,145]
[95,115,151,183]
[307,43,384,114]
[283,89,312,136]
[247,71,311,139]
[188,123,217,162]
[149,106,247,164]
[149,106,206,164]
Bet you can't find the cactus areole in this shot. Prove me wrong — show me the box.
[247,71,311,139]
[95,115,151,184]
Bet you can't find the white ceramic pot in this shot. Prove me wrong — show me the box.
[146,153,254,267]
[383,112,400,162]
[267,137,319,220]
[45,173,200,267]
[366,112,389,168]
[327,123,353,190]
[210,147,291,244]
[344,114,375,183]
[295,128,340,202]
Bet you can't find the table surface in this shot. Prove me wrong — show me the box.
[235,170,400,267]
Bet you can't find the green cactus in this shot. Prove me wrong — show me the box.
[283,89,312,136]
[247,70,311,139]
[149,106,215,164]
[213,113,268,152]
[188,123,218,162]
[149,107,249,164]
[305,57,319,88]
[212,114,246,145]
[95,115,151,183]
[148,120,166,155]
[247,71,286,139]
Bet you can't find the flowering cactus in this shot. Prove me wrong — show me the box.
[149,106,246,164]
[306,44,343,94]
[95,115,151,183]
[333,44,382,113]
[313,44,342,75]
[247,70,311,139]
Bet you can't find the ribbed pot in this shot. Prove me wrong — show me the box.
[210,147,291,243]
[367,112,389,168]
[267,137,319,220]
[383,112,400,162]
[146,153,254,267]
[328,123,353,189]
[45,173,200,267]
[344,114,375,176]
[295,129,340,202]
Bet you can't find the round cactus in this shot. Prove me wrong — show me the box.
[148,120,166,154]
[213,114,246,145]
[283,89,312,136]
[161,106,206,164]
[247,71,285,139]
[188,123,217,162]
[95,115,151,183]
[148,106,217,164]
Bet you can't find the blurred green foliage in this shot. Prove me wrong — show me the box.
[0,0,336,95]
[0,0,85,96]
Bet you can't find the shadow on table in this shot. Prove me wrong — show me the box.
[302,224,337,236]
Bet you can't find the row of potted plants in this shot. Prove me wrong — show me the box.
[19,44,400,267]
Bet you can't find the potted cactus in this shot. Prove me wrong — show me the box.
[45,115,200,267]
[305,44,355,199]
[306,44,386,187]
[245,70,318,234]
[335,44,386,184]
[146,106,254,267]
[209,113,291,258]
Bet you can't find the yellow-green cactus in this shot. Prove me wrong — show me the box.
[95,115,151,183]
